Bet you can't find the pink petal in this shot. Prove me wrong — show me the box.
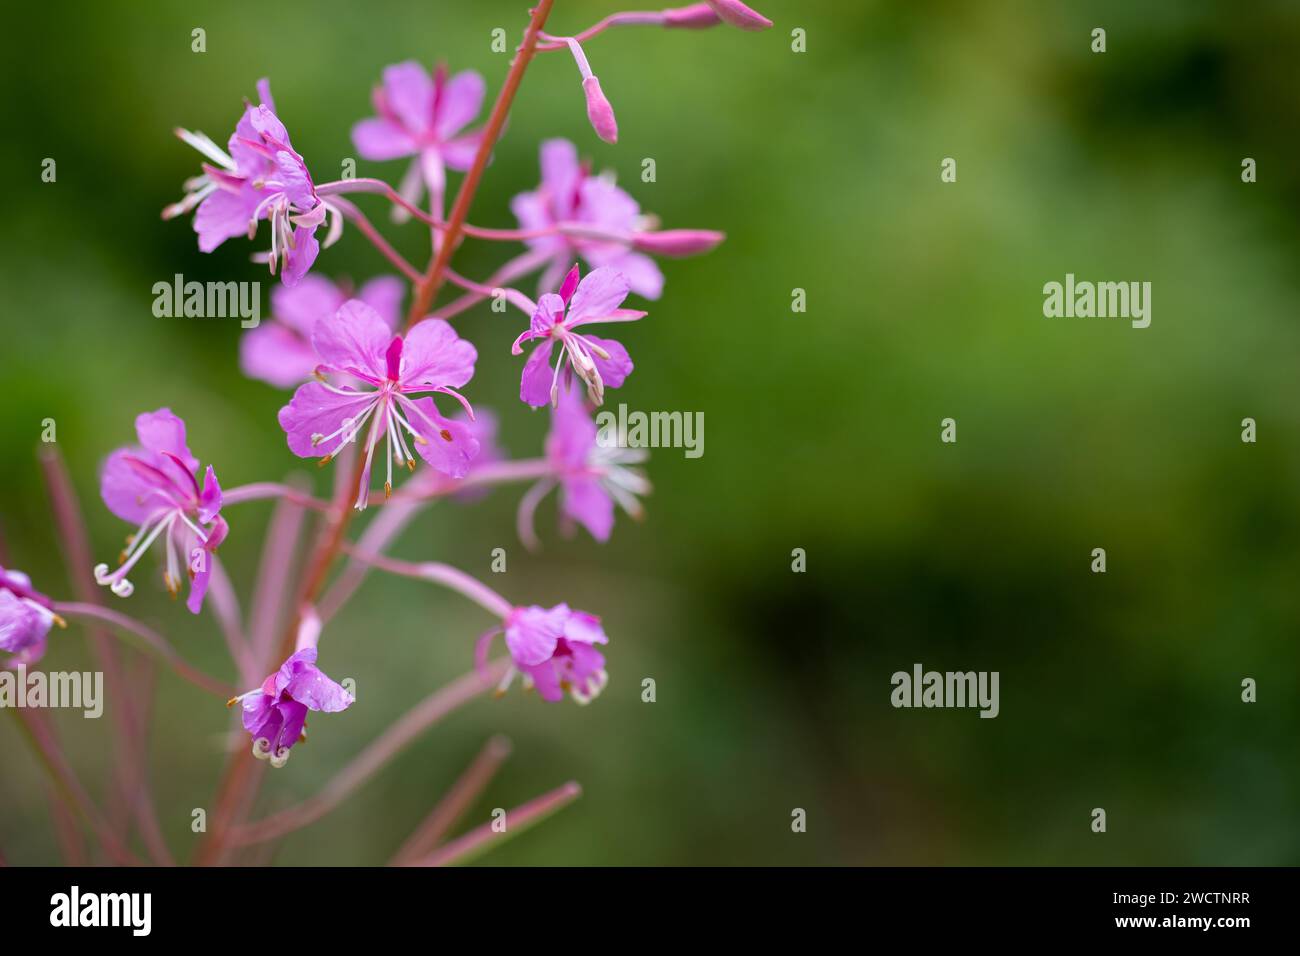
[545,387,597,470]
[402,396,480,479]
[312,299,393,380]
[567,267,630,324]
[562,474,614,542]
[539,139,581,213]
[272,275,344,335]
[359,276,405,329]
[504,605,566,666]
[284,664,355,712]
[382,61,435,137]
[441,129,485,171]
[279,224,320,288]
[351,117,418,161]
[434,70,486,140]
[278,382,376,458]
[565,611,609,645]
[194,186,257,253]
[240,322,318,388]
[520,339,558,407]
[585,335,633,389]
[399,317,477,389]
[135,408,196,469]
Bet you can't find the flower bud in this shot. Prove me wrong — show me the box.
[632,229,726,257]
[705,0,772,30]
[582,76,619,145]
[662,4,722,28]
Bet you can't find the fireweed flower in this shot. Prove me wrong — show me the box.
[477,603,609,704]
[240,274,403,388]
[352,62,487,218]
[96,409,229,614]
[229,647,354,767]
[518,384,649,547]
[512,139,667,298]
[513,264,645,407]
[0,567,64,668]
[164,79,334,286]
[278,301,480,509]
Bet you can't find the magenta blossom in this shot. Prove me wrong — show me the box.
[518,384,649,548]
[164,79,331,286]
[352,62,486,218]
[511,139,666,298]
[477,603,609,704]
[230,647,354,767]
[95,408,228,608]
[512,264,645,407]
[96,410,229,614]
[241,274,403,388]
[0,567,63,668]
[278,302,480,509]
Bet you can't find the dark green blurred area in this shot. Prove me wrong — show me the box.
[2,0,1299,865]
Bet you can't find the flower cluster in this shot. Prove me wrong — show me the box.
[58,1,769,809]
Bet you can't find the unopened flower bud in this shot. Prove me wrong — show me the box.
[632,229,726,257]
[662,3,723,28]
[705,0,772,30]
[582,76,619,145]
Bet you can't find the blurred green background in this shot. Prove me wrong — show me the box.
[3,0,1299,865]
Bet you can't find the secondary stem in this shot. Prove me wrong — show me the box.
[404,0,556,330]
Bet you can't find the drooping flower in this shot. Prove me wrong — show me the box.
[512,264,645,407]
[229,647,354,767]
[351,62,487,218]
[518,384,649,547]
[164,79,334,286]
[240,274,403,388]
[513,139,722,299]
[278,301,480,509]
[96,410,229,614]
[0,567,64,668]
[477,603,609,704]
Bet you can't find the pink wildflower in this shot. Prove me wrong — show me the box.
[0,567,64,668]
[518,384,649,547]
[352,62,487,218]
[96,409,229,614]
[512,264,645,407]
[240,274,403,388]
[477,603,609,704]
[277,302,480,509]
[230,647,354,767]
[164,79,333,286]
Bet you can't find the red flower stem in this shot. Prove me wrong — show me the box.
[390,734,513,864]
[400,781,582,867]
[404,0,556,331]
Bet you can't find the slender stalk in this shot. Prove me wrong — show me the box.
[227,661,508,846]
[436,248,551,320]
[337,545,513,618]
[208,556,256,686]
[8,708,142,865]
[329,197,424,283]
[53,602,234,697]
[404,0,556,330]
[400,781,582,867]
[390,734,512,864]
[38,448,144,847]
[535,10,667,50]
[248,485,310,672]
[222,482,329,512]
